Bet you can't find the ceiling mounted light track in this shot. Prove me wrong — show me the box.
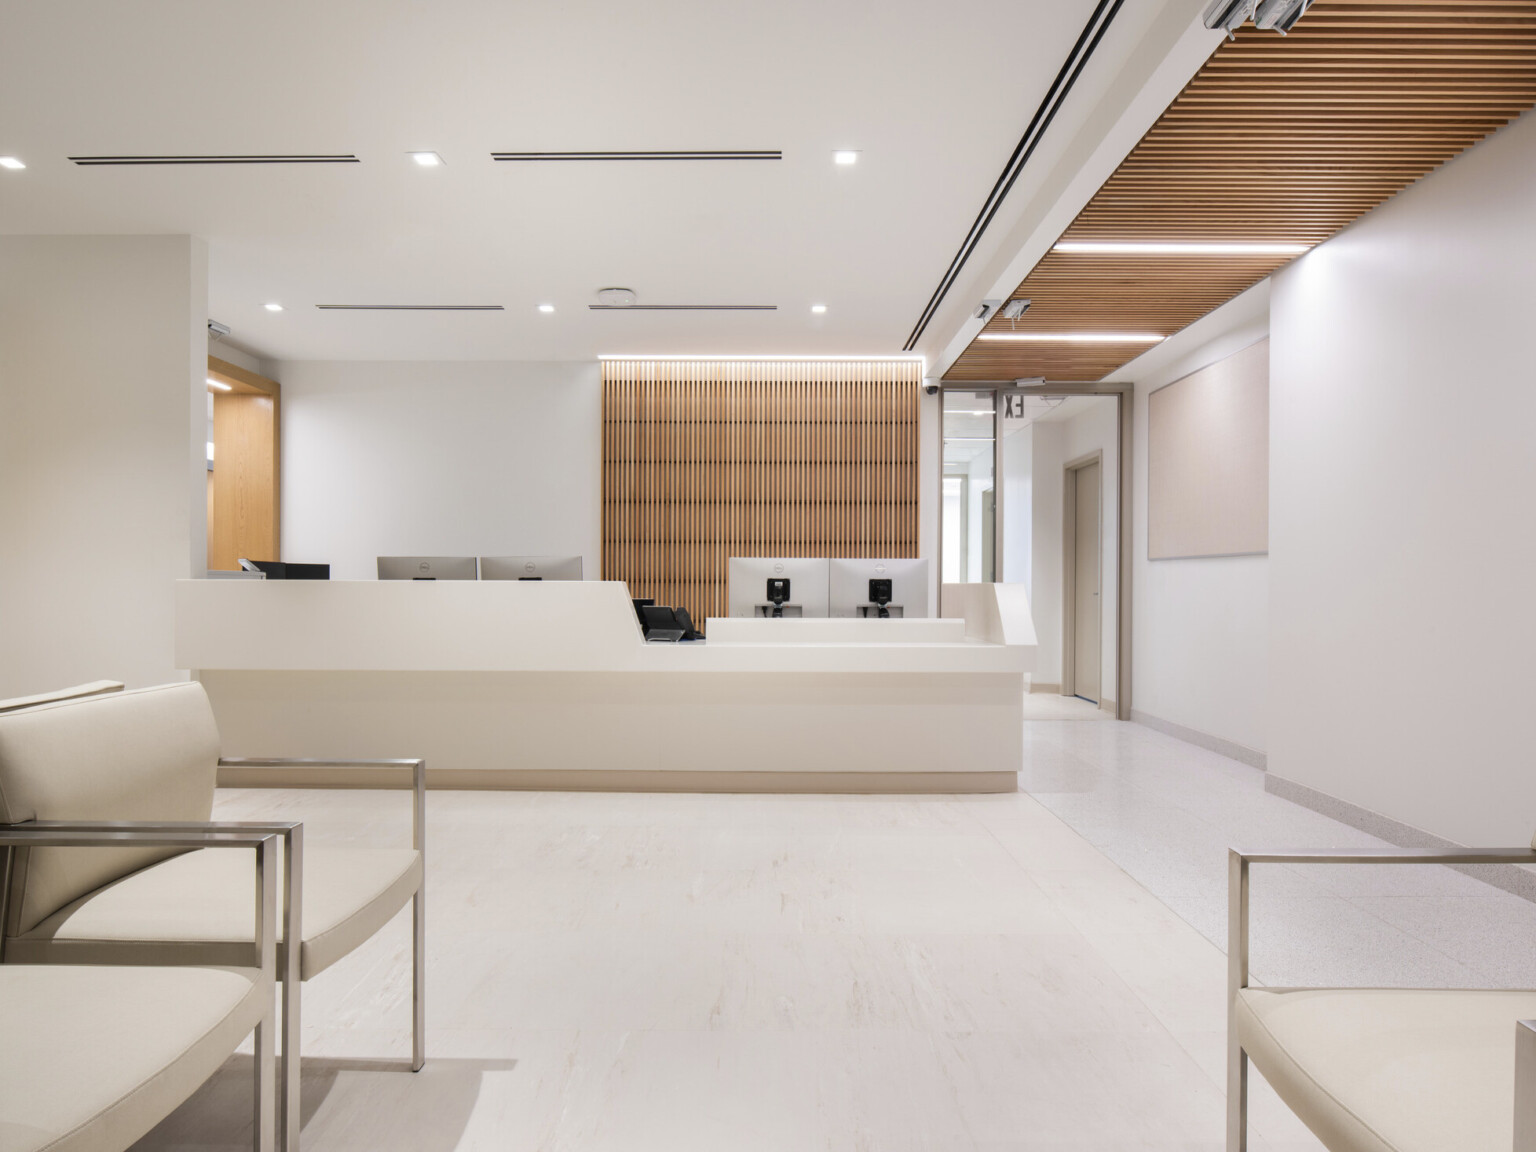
[902,0,1126,352]
[492,150,780,162]
[69,154,360,165]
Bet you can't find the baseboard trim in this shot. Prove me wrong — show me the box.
[1265,773,1536,903]
[219,766,1018,795]
[1100,697,1117,715]
[1130,709,1267,769]
[1028,682,1062,694]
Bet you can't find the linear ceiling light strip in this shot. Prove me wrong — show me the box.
[901,0,1126,351]
[69,155,359,165]
[315,305,504,310]
[492,150,781,162]
[588,304,778,311]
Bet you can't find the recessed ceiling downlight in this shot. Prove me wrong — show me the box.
[811,304,828,314]
[409,151,443,167]
[538,304,556,313]
[833,150,859,166]
[0,157,25,170]
[596,288,637,307]
[264,302,284,312]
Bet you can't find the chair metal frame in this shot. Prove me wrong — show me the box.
[1227,845,1536,1152]
[2,756,424,1152]
[0,823,281,1152]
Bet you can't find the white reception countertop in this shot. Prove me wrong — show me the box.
[176,578,1037,792]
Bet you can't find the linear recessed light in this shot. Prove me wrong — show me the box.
[69,154,359,165]
[0,156,25,170]
[492,150,780,162]
[811,304,828,314]
[832,150,859,166]
[1052,241,1309,256]
[977,332,1163,343]
[263,302,284,312]
[538,304,555,313]
[206,378,232,392]
[598,355,924,362]
[409,151,443,167]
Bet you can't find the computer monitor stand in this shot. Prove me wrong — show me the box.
[754,603,804,618]
[856,604,905,619]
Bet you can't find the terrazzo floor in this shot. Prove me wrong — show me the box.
[129,707,1536,1151]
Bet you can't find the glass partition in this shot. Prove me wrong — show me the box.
[941,390,996,584]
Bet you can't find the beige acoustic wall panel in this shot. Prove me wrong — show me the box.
[1148,338,1268,560]
[603,359,921,624]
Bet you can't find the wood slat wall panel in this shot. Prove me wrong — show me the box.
[602,359,921,626]
[945,0,1536,382]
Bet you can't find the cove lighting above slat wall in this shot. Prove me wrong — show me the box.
[946,0,1536,382]
[602,359,921,626]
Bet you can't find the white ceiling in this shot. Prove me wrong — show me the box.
[0,0,1206,365]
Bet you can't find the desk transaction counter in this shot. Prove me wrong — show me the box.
[176,580,1037,793]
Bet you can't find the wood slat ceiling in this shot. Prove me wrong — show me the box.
[943,0,1536,383]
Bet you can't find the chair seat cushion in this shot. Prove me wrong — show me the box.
[7,846,422,979]
[0,964,264,1152]
[1236,987,1536,1152]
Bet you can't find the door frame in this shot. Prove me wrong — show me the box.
[1062,450,1103,706]
[931,380,1132,721]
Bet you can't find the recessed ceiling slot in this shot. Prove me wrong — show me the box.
[587,304,778,311]
[492,151,780,162]
[315,305,505,311]
[69,155,360,165]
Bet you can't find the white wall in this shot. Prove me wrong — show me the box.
[0,235,207,696]
[1269,109,1536,844]
[1122,283,1271,758]
[277,361,601,581]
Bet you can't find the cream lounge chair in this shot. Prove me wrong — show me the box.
[1227,844,1536,1152]
[0,823,280,1152]
[0,682,425,1152]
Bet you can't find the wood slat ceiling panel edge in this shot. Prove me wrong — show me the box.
[946,1,1536,382]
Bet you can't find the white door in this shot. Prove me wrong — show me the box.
[1072,461,1101,703]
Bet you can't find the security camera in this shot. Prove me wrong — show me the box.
[922,380,941,396]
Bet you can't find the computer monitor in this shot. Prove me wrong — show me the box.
[829,558,930,618]
[239,559,330,580]
[726,557,830,618]
[377,556,478,581]
[479,555,583,581]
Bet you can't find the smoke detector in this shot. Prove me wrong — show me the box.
[596,287,637,307]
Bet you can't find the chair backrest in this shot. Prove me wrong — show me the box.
[0,682,220,936]
[0,681,124,714]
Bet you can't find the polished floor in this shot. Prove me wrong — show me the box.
[131,711,1536,1151]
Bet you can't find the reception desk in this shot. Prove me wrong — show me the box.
[175,580,1036,793]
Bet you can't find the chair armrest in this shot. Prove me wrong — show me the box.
[1228,846,1536,998]
[217,758,425,854]
[0,823,281,979]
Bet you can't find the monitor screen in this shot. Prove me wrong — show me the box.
[725,557,830,618]
[479,555,583,581]
[377,556,478,581]
[828,558,929,618]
